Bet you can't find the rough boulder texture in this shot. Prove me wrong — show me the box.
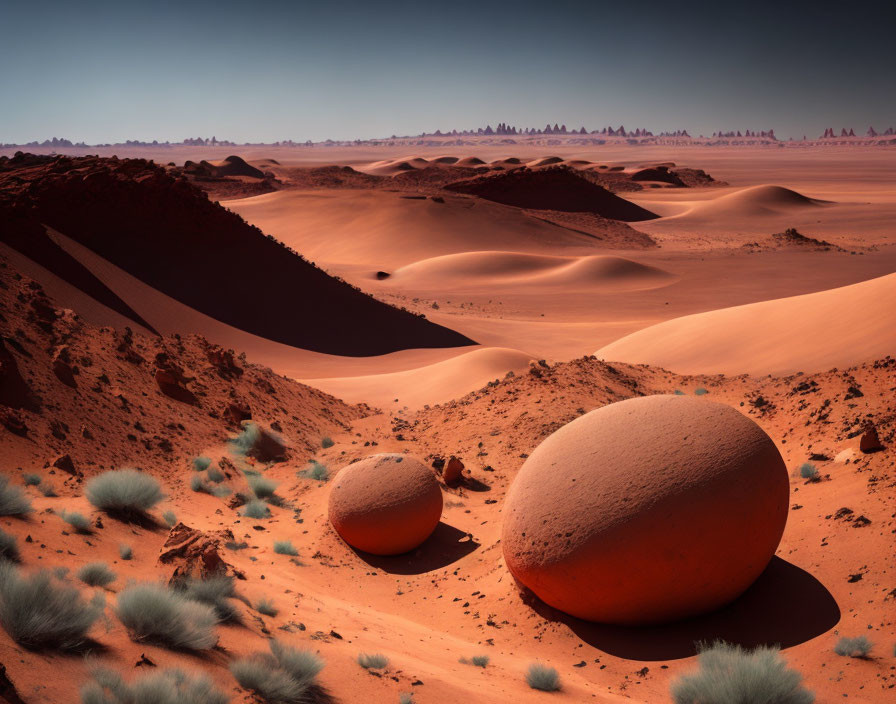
[329,453,443,555]
[502,395,789,624]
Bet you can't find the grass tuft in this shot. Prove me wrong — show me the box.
[80,666,228,704]
[116,583,218,650]
[225,540,249,550]
[671,641,813,704]
[23,473,42,486]
[834,636,872,658]
[321,436,334,449]
[39,483,58,497]
[192,456,212,472]
[241,499,271,519]
[206,466,226,483]
[358,652,389,669]
[247,474,278,500]
[190,474,212,493]
[462,655,489,667]
[173,575,238,622]
[0,562,104,649]
[799,462,819,481]
[256,598,278,617]
[695,387,709,396]
[86,469,164,517]
[299,460,329,482]
[230,639,326,703]
[526,663,560,692]
[273,540,298,556]
[0,476,32,516]
[77,562,116,588]
[0,530,20,562]
[162,510,178,527]
[119,544,133,560]
[61,510,93,533]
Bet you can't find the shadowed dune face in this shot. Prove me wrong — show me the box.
[0,154,474,356]
[444,167,659,222]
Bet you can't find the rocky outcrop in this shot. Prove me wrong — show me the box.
[158,522,245,581]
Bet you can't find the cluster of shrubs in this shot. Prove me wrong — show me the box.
[6,449,877,704]
[191,456,232,497]
[81,667,228,704]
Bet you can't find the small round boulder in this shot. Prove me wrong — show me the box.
[502,395,789,625]
[329,453,443,555]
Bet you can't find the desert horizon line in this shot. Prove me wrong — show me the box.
[4,122,896,151]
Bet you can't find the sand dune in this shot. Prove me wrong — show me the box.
[388,251,675,290]
[226,189,621,268]
[687,184,825,217]
[528,156,564,166]
[302,347,534,410]
[365,156,432,175]
[454,156,486,167]
[596,273,896,375]
[444,167,659,222]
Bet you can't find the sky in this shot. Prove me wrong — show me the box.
[1,0,894,144]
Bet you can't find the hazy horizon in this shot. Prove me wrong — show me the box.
[2,0,894,144]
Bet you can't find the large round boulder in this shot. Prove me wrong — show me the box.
[502,395,789,624]
[329,453,443,555]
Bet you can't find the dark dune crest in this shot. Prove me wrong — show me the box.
[0,153,475,356]
[444,166,659,222]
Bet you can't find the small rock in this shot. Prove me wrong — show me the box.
[51,453,80,477]
[859,426,884,453]
[443,456,464,486]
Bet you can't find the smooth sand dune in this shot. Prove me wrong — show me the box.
[596,273,896,375]
[388,251,675,291]
[365,156,431,175]
[637,184,826,221]
[686,184,826,217]
[303,346,534,410]
[528,156,564,166]
[226,189,611,268]
[454,156,486,167]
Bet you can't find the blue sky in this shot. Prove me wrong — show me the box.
[1,0,894,143]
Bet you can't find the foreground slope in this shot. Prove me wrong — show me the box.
[0,255,893,702]
[0,153,474,356]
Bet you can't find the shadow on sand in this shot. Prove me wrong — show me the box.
[351,521,479,575]
[524,557,840,660]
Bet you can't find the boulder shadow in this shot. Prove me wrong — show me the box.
[524,557,840,661]
[350,521,479,575]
